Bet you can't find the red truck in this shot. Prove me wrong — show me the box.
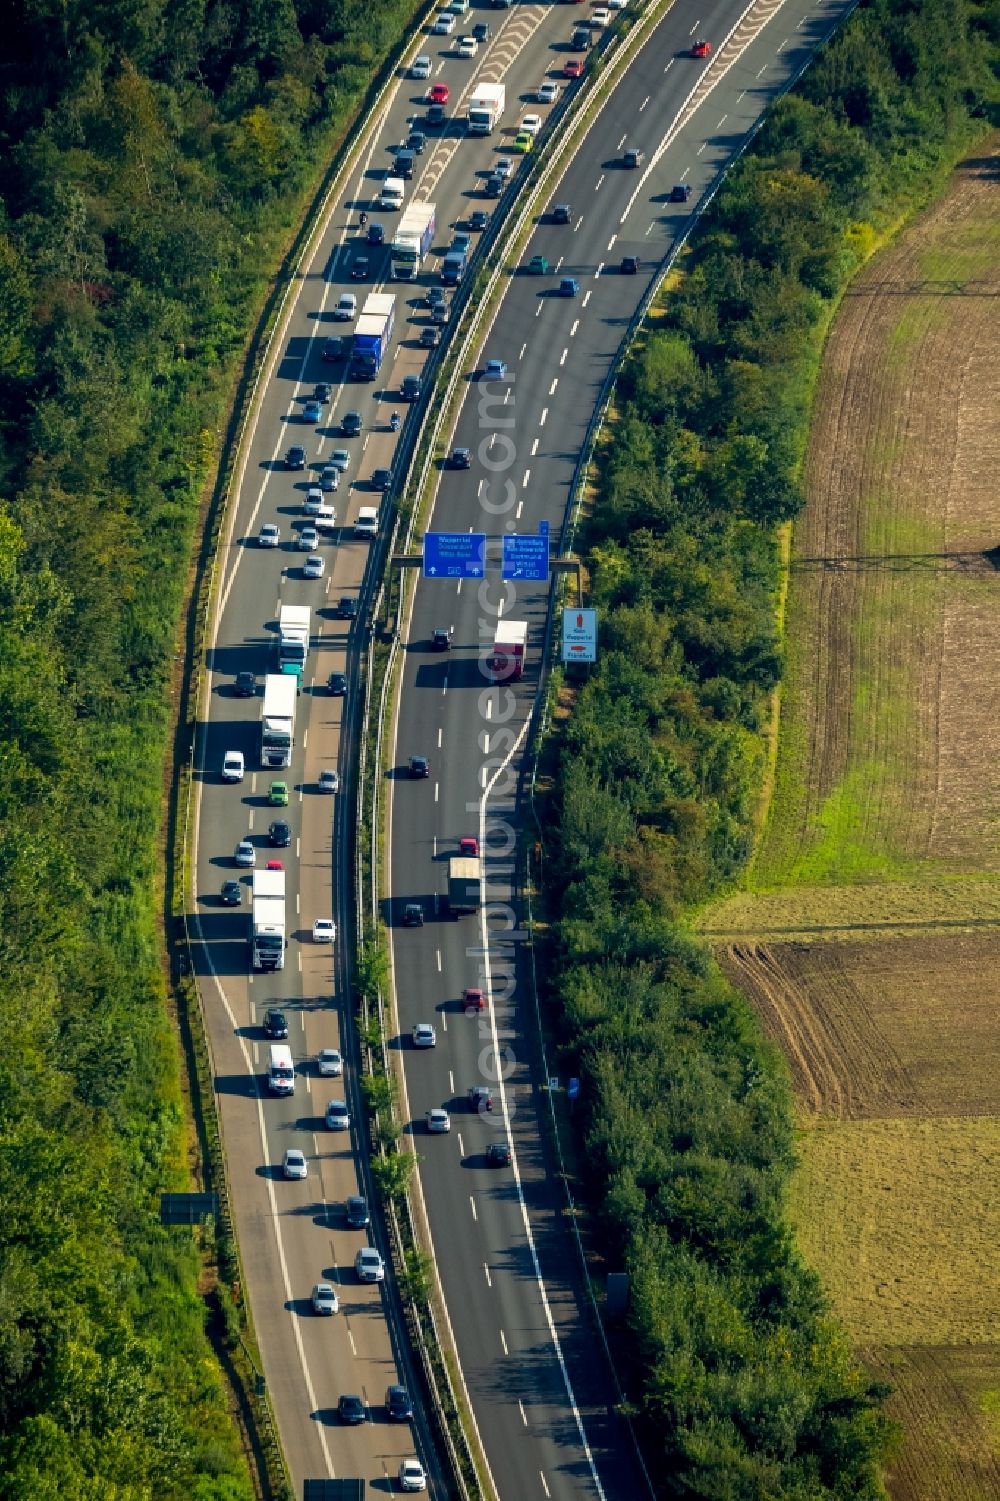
[489,621,527,684]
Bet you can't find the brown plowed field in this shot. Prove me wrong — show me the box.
[705,143,1000,1500]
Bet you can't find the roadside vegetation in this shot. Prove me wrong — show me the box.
[0,0,420,1492]
[542,0,998,1493]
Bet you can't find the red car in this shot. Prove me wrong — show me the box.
[429,82,450,104]
[563,58,584,79]
[459,837,479,857]
[266,860,284,871]
[691,39,711,57]
[463,988,486,1014]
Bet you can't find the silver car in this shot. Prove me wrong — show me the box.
[355,1247,385,1282]
[412,1023,437,1048]
[326,1100,350,1130]
[320,464,339,492]
[303,554,325,579]
[317,1048,343,1077]
[234,839,255,868]
[312,1281,339,1314]
[283,1148,307,1180]
[297,525,319,552]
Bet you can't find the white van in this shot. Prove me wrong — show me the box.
[354,507,378,538]
[379,175,405,212]
[268,1044,295,1096]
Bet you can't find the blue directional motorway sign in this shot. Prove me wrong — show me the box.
[423,531,486,579]
[502,521,549,581]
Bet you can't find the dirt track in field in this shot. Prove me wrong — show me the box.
[707,142,1000,1500]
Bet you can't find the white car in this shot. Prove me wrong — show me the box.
[258,522,280,547]
[326,1100,350,1130]
[303,554,325,579]
[329,448,350,472]
[354,506,378,538]
[537,80,559,104]
[520,113,543,136]
[457,34,477,56]
[234,840,256,868]
[333,292,357,321]
[222,750,245,782]
[311,1282,339,1315]
[410,53,432,78]
[313,918,337,943]
[608,0,628,7]
[317,1048,343,1077]
[591,5,611,24]
[432,11,455,32]
[355,1246,385,1282]
[319,769,340,793]
[283,1148,307,1180]
[297,525,319,552]
[426,1108,451,1133]
[399,1459,427,1493]
[412,1023,437,1048]
[494,156,513,180]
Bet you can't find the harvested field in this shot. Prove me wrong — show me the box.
[720,934,1000,1119]
[789,1115,1000,1346]
[749,147,1000,894]
[866,1344,1000,1501]
[704,145,1000,1500]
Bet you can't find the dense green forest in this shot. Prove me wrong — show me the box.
[0,0,419,1494]
[545,0,998,1495]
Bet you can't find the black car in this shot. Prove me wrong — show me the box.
[450,447,471,469]
[408,756,429,779]
[427,287,446,310]
[552,202,571,224]
[472,21,490,41]
[486,1139,512,1166]
[484,173,504,198]
[345,1194,370,1229]
[407,129,426,154]
[385,1385,414,1422]
[469,210,490,231]
[420,325,441,348]
[393,149,416,179]
[400,374,422,402]
[620,254,641,274]
[371,468,392,492]
[351,255,369,280]
[268,820,291,847]
[341,410,362,436]
[431,627,453,651]
[338,1395,367,1425]
[335,596,359,619]
[670,183,693,203]
[426,102,446,126]
[314,382,332,403]
[431,301,450,326]
[623,147,644,168]
[234,670,257,697]
[264,1007,288,1039]
[322,336,344,362]
[402,903,425,927]
[220,879,242,906]
[328,671,348,695]
[367,222,385,245]
[285,444,306,470]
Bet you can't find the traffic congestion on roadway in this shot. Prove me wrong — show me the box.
[190,0,859,1494]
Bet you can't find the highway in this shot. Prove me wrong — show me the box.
[188,0,858,1495]
[386,1,858,1500]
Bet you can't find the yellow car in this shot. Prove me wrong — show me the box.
[512,131,533,154]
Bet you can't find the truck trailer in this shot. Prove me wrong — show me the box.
[350,293,396,379]
[259,673,297,768]
[488,620,527,683]
[277,604,311,677]
[251,868,286,971]
[390,203,436,280]
[447,856,482,916]
[467,83,505,134]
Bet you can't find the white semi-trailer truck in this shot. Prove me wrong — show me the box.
[259,673,297,768]
[251,867,286,971]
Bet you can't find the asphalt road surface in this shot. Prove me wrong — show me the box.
[387,2,857,1500]
[190,0,857,1495]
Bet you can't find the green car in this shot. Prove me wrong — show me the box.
[528,254,549,274]
[268,781,289,807]
[513,132,533,155]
